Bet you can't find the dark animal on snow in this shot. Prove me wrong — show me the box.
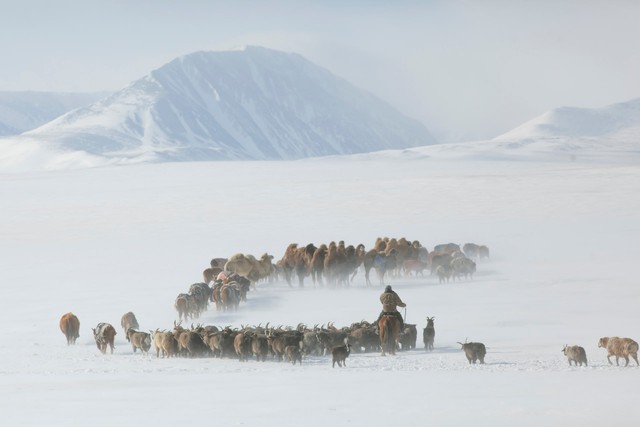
[234,330,254,362]
[399,324,417,350]
[450,257,476,280]
[285,344,303,365]
[458,341,486,364]
[332,342,351,367]
[562,345,587,366]
[251,333,270,362]
[423,317,435,351]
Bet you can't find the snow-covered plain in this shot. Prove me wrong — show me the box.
[1,155,639,426]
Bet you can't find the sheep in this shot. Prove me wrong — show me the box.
[332,343,351,368]
[423,317,435,352]
[458,341,486,364]
[598,337,639,367]
[562,345,587,366]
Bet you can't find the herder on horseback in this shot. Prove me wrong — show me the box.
[376,285,406,330]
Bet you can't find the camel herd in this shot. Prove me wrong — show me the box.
[209,237,486,291]
[169,237,487,324]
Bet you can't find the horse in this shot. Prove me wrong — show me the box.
[378,314,401,356]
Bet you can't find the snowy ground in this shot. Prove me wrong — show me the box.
[1,157,639,426]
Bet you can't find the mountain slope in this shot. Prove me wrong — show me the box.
[0,91,107,136]
[494,97,640,142]
[358,97,640,164]
[12,47,435,165]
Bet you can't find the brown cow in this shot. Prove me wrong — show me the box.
[59,312,80,345]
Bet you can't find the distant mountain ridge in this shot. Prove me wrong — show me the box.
[12,46,436,163]
[0,91,107,136]
[494,97,640,142]
[350,97,640,164]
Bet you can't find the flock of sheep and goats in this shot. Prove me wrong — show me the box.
[59,237,638,369]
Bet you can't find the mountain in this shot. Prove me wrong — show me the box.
[0,91,107,136]
[4,47,435,167]
[494,97,640,142]
[357,97,640,164]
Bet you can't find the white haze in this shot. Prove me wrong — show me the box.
[1,154,639,426]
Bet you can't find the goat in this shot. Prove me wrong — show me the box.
[562,345,587,366]
[399,324,417,350]
[423,317,435,352]
[285,344,303,365]
[234,330,254,362]
[458,341,486,364]
[127,329,151,354]
[251,333,270,362]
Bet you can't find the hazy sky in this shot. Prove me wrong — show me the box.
[2,0,639,141]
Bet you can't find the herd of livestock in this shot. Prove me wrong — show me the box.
[57,236,640,368]
[182,238,486,321]
[58,310,640,368]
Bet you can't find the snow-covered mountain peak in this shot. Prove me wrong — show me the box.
[2,47,435,168]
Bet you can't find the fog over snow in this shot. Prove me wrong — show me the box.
[1,153,639,426]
